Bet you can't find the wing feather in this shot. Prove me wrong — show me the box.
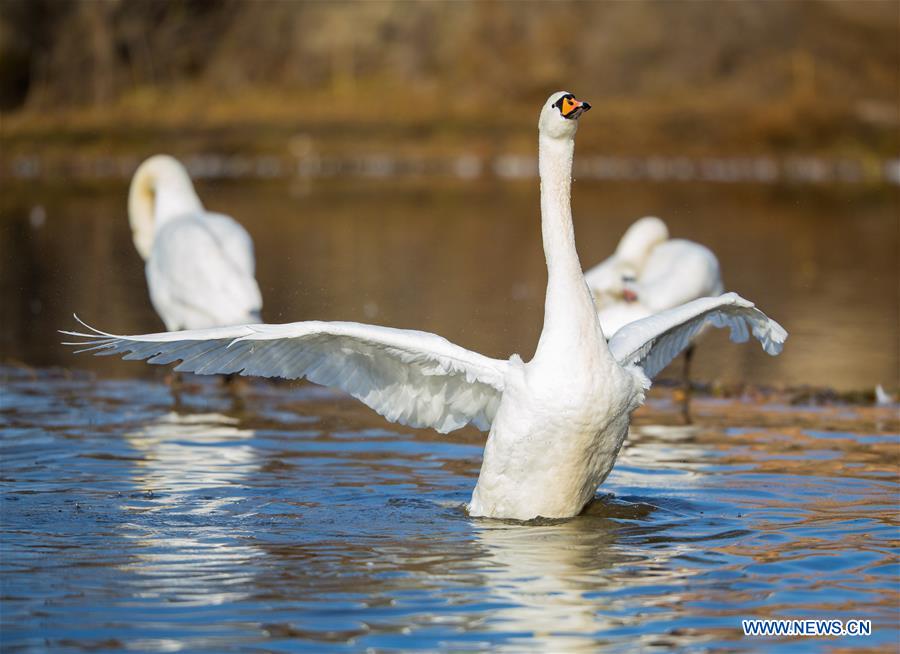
[608,292,787,379]
[62,319,508,434]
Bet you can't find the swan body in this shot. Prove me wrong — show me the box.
[469,98,644,518]
[585,217,723,336]
[65,94,786,520]
[129,155,262,330]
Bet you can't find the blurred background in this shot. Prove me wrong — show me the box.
[1,0,898,392]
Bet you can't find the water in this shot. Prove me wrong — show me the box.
[1,367,897,652]
[1,178,898,390]
[1,178,899,651]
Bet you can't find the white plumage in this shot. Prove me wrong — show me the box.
[608,293,786,379]
[65,94,786,520]
[128,155,262,330]
[77,319,507,434]
[585,216,723,336]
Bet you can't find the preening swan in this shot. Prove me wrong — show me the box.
[129,155,262,330]
[64,93,786,520]
[585,216,724,410]
[584,216,723,336]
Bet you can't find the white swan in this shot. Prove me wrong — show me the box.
[584,216,724,336]
[129,155,262,330]
[64,93,786,520]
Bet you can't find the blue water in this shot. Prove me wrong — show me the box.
[1,367,898,652]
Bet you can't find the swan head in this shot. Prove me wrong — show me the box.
[539,91,591,140]
[597,268,640,304]
[621,275,639,303]
[128,155,202,260]
[592,217,668,303]
[615,216,669,270]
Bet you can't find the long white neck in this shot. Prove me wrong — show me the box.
[532,134,606,364]
[128,156,204,260]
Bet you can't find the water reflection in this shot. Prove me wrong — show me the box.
[119,411,262,607]
[124,411,257,494]
[465,423,729,652]
[610,423,706,489]
[472,518,624,652]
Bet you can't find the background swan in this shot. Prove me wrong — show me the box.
[585,216,724,407]
[584,216,723,336]
[64,93,786,521]
[129,155,262,330]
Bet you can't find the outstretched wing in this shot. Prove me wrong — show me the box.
[607,292,787,379]
[62,319,509,434]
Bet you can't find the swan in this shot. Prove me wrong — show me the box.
[129,155,262,331]
[63,92,786,520]
[585,216,723,337]
[585,216,724,405]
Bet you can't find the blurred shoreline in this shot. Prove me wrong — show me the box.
[4,87,897,186]
[4,149,898,186]
[4,1,897,184]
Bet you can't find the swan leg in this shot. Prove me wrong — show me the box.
[223,373,245,390]
[223,373,248,411]
[165,371,184,408]
[680,345,695,424]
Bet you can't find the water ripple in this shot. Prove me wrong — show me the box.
[1,368,897,652]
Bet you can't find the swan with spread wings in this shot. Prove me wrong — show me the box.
[64,93,786,520]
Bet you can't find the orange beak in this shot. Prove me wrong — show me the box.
[562,96,591,118]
